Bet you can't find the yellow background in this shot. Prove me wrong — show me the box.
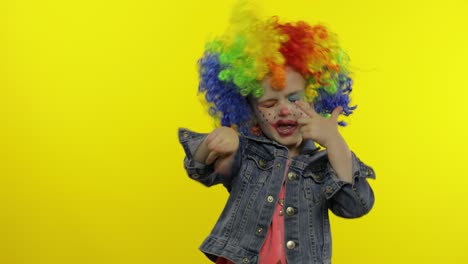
[2,0,467,263]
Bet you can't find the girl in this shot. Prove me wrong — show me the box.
[178,8,375,264]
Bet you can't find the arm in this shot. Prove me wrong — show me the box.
[322,133,353,183]
[193,126,239,177]
[178,127,241,187]
[296,101,352,182]
[296,101,375,217]
[325,155,375,218]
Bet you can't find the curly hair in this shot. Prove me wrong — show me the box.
[197,9,356,134]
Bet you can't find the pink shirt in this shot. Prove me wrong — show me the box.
[216,162,289,264]
[258,182,287,264]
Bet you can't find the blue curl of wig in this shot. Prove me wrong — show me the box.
[313,74,357,126]
[198,52,252,134]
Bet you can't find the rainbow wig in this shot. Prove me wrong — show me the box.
[198,8,356,134]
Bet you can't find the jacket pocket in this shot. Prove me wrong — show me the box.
[302,170,326,205]
[240,154,273,184]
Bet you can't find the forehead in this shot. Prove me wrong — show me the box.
[259,67,306,100]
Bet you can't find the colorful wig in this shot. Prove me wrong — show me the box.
[198,8,356,134]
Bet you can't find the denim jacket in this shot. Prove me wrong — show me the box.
[178,128,375,264]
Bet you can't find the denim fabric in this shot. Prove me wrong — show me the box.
[178,128,375,264]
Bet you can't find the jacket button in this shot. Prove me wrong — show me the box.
[286,207,295,216]
[286,240,296,249]
[276,163,282,168]
[259,159,266,168]
[192,173,200,179]
[243,257,249,263]
[287,172,297,181]
[326,185,333,193]
[267,195,274,203]
[182,131,189,138]
[365,169,372,176]
[312,173,323,181]
[256,227,263,234]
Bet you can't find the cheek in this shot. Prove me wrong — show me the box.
[257,108,276,123]
[294,105,304,117]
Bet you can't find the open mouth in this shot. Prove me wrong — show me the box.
[272,120,298,137]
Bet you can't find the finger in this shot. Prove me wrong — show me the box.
[299,126,313,140]
[206,129,220,144]
[331,106,343,121]
[207,136,222,151]
[205,151,221,164]
[297,117,311,125]
[295,101,318,118]
[216,141,231,154]
[299,124,312,134]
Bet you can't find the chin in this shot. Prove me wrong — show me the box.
[262,128,302,149]
[275,135,302,149]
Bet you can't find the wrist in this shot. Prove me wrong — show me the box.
[321,131,343,149]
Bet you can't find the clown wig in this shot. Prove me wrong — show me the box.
[198,8,356,134]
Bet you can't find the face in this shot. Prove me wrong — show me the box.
[249,67,307,155]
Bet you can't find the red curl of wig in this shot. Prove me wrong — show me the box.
[275,21,336,82]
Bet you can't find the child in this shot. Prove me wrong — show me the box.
[178,7,375,264]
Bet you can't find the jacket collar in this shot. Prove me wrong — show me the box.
[242,132,320,156]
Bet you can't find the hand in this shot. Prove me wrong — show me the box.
[295,101,343,148]
[204,127,239,164]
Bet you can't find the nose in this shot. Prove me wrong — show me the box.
[279,104,292,116]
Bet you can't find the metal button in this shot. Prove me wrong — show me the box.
[243,257,249,263]
[286,207,295,216]
[182,131,189,138]
[287,172,297,181]
[312,173,323,181]
[192,173,200,179]
[276,163,281,168]
[365,169,372,176]
[286,240,296,249]
[326,185,333,193]
[259,159,266,168]
[267,195,274,203]
[256,227,263,235]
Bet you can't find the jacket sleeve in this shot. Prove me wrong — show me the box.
[323,152,376,218]
[178,128,244,188]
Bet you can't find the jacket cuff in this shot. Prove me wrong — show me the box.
[323,152,375,199]
[178,128,212,180]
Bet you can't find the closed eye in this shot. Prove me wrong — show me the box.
[259,100,277,108]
